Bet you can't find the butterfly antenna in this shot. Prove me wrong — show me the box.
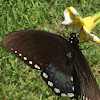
[80,44,95,50]
[52,18,66,37]
[77,27,83,37]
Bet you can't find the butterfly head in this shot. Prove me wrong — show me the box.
[69,33,79,45]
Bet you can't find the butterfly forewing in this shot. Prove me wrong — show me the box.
[2,30,68,70]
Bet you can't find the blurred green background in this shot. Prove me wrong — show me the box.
[0,0,100,100]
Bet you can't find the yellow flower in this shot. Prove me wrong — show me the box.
[62,7,100,44]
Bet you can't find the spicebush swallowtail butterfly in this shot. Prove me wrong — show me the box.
[2,30,100,100]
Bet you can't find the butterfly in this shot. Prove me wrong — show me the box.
[2,30,100,100]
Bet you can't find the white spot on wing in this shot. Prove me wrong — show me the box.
[72,86,74,91]
[24,57,27,60]
[48,81,53,87]
[70,41,73,43]
[43,72,48,78]
[34,64,40,69]
[29,61,33,65]
[15,51,17,53]
[54,88,60,93]
[86,97,88,100]
[11,48,13,50]
[61,93,67,96]
[67,93,74,97]
[83,96,85,100]
[19,53,22,56]
[71,38,73,39]
[71,77,73,81]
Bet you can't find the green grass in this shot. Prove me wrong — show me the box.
[0,0,100,100]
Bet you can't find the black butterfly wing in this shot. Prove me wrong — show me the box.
[74,45,100,100]
[2,30,67,70]
[2,30,76,98]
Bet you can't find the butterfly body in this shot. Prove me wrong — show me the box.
[2,30,100,100]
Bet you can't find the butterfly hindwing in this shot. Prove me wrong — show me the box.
[41,63,75,97]
[73,45,100,100]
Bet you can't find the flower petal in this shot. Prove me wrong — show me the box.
[62,7,82,28]
[82,12,100,32]
[62,20,72,25]
[80,30,100,44]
